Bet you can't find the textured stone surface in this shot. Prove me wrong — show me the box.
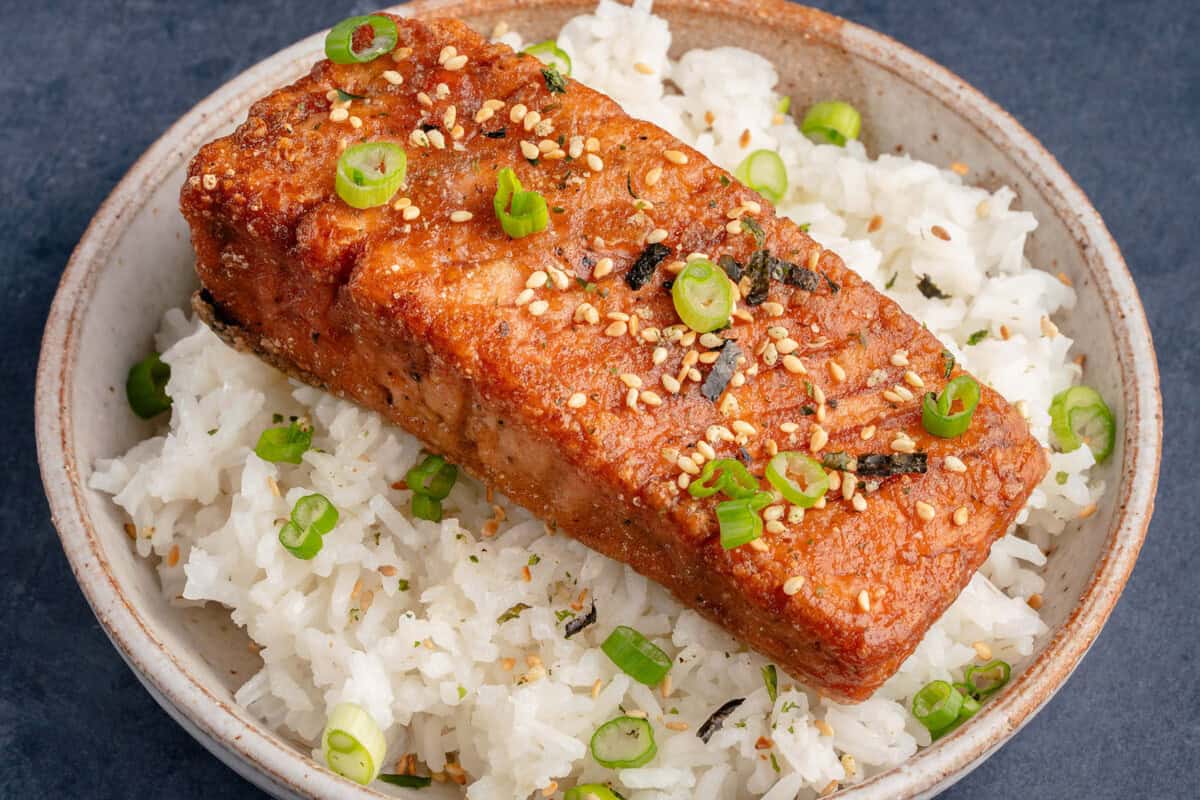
[1,1,1194,797]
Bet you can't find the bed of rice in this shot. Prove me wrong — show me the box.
[90,2,1105,797]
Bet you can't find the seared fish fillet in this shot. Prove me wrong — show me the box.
[181,13,1047,701]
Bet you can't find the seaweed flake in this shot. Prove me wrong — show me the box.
[820,452,857,472]
[740,216,766,246]
[482,128,507,138]
[743,250,772,305]
[783,263,821,291]
[822,272,841,294]
[718,254,743,282]
[626,243,671,290]
[855,453,928,477]
[541,65,567,94]
[701,341,742,401]
[564,603,597,638]
[697,698,746,743]
[917,274,950,299]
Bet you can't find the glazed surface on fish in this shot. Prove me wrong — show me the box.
[181,13,1047,701]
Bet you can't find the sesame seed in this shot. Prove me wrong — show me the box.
[661,373,681,394]
[329,107,349,122]
[682,348,699,366]
[514,288,535,307]
[882,390,904,404]
[417,91,433,107]
[828,361,846,383]
[663,149,688,165]
[402,205,421,221]
[953,506,970,526]
[828,471,841,493]
[816,404,827,423]
[857,590,871,612]
[851,494,867,512]
[815,720,834,737]
[868,214,884,233]
[568,135,584,159]
[809,426,829,452]
[646,227,668,244]
[725,220,743,234]
[645,166,663,186]
[619,373,643,389]
[439,45,457,63]
[526,271,549,289]
[523,110,541,131]
[811,385,826,405]
[732,420,757,436]
[841,754,858,778]
[762,301,785,317]
[409,129,430,148]
[748,538,768,552]
[607,311,630,322]
[641,327,660,343]
[739,128,752,148]
[538,138,556,153]
[1016,399,1030,418]
[891,435,916,453]
[450,210,473,223]
[586,153,604,172]
[950,161,969,176]
[444,54,469,71]
[973,641,992,660]
[567,392,587,408]
[652,346,668,365]
[931,225,951,241]
[626,387,640,411]
[475,106,495,123]
[528,300,549,316]
[904,370,925,388]
[842,473,856,501]
[428,129,446,149]
[605,321,628,337]
[780,422,799,434]
[944,455,967,473]
[782,355,807,375]
[534,118,554,137]
[201,174,217,190]
[520,140,539,159]
[915,501,936,521]
[783,576,806,595]
[1040,316,1059,338]
[1079,502,1098,519]
[586,136,600,153]
[634,61,655,75]
[381,69,404,86]
[677,456,700,475]
[698,332,723,349]
[893,385,914,402]
[641,390,663,407]
[890,350,909,367]
[443,106,457,129]
[860,426,876,441]
[765,520,785,534]
[696,441,716,461]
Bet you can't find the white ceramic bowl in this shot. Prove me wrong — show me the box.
[36,1,1162,797]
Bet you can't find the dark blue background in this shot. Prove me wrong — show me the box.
[2,1,1194,797]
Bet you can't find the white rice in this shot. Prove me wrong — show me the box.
[91,2,1104,797]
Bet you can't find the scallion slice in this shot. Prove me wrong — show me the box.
[493,167,549,238]
[279,521,323,560]
[921,375,981,438]
[325,15,398,64]
[590,716,657,768]
[688,458,759,499]
[1049,385,1115,463]
[292,494,339,535]
[322,702,387,785]
[523,40,572,76]
[765,451,829,508]
[716,492,772,549]
[126,353,172,419]
[254,421,312,464]
[405,455,458,500]
[672,258,733,333]
[964,659,1011,699]
[564,784,622,800]
[378,773,432,788]
[801,100,862,146]
[911,680,964,736]
[601,626,671,686]
[336,142,407,209]
[411,493,443,522]
[734,150,788,203]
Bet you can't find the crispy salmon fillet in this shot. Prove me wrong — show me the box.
[180,13,1047,701]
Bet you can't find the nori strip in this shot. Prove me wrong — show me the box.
[740,216,766,246]
[783,263,821,291]
[625,243,671,290]
[564,603,597,638]
[917,274,950,299]
[482,128,507,138]
[820,451,857,472]
[697,698,746,743]
[855,453,928,477]
[700,341,742,401]
[743,250,772,305]
[718,254,743,281]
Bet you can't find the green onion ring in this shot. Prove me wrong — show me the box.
[335,142,407,209]
[801,100,862,147]
[292,494,339,535]
[1048,385,1115,463]
[126,353,172,419]
[734,149,788,203]
[411,493,443,522]
[405,454,458,500]
[921,375,981,438]
[765,451,829,508]
[600,625,672,686]
[964,659,1011,699]
[522,40,572,76]
[493,167,549,238]
[672,258,733,333]
[589,716,658,768]
[564,784,623,800]
[322,703,387,785]
[688,458,759,499]
[716,492,772,550]
[911,680,964,735]
[254,421,312,464]
[278,521,323,560]
[325,15,399,64]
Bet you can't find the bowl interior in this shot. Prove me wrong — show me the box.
[41,1,1158,798]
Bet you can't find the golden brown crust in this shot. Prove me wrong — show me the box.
[180,14,1047,700]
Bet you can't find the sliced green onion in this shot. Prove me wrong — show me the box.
[564,784,623,800]
[325,15,398,64]
[601,625,671,686]
[336,142,407,209]
[405,455,458,500]
[322,702,387,785]
[292,493,339,535]
[734,150,788,203]
[776,95,791,115]
[279,520,323,560]
[254,421,312,464]
[672,258,733,333]
[716,492,772,550]
[378,773,432,788]
[911,680,964,736]
[590,716,657,768]
[411,493,443,522]
[523,40,572,76]
[801,100,862,146]
[921,375,981,438]
[688,458,759,499]
[964,660,1011,699]
[762,664,778,703]
[1049,385,1115,463]
[765,452,829,509]
[493,167,549,238]
[126,353,172,419]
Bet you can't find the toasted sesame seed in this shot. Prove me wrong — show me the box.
[526,271,548,289]
[809,426,829,452]
[402,205,421,221]
[515,288,535,306]
[944,455,967,473]
[619,373,643,389]
[842,473,856,501]
[893,385,914,402]
[201,174,217,191]
[765,520,785,534]
[891,435,916,453]
[605,320,628,337]
[1079,502,1098,519]
[931,224,951,241]
[378,69,403,86]
[607,311,630,322]
[585,136,600,153]
[567,392,587,408]
[645,166,663,187]
[851,494,867,512]
[904,370,925,389]
[725,220,743,234]
[509,103,527,122]
[868,214,884,233]
[625,387,640,411]
[882,390,904,404]
[586,153,604,172]
[828,361,847,383]
[646,227,668,244]
[663,149,688,165]
[443,106,457,129]
[444,54,468,71]
[763,505,785,522]
[972,641,992,660]
[841,754,858,777]
[450,210,473,223]
[417,92,433,108]
[677,456,700,475]
[641,390,663,407]
[519,140,540,159]
[953,506,969,526]
[857,590,871,612]
[810,384,826,405]
[538,138,557,153]
[682,348,699,367]
[783,575,806,595]
[641,327,661,343]
[523,110,542,131]
[860,425,876,440]
[748,538,769,552]
[828,471,842,493]
[1040,316,1059,338]
[409,129,430,147]
[779,422,799,435]
[698,332,723,349]
[950,161,969,176]
[890,350,909,367]
[652,346,668,365]
[781,355,807,375]
[732,420,757,436]
[633,61,655,75]
[528,300,549,316]
[428,129,446,149]
[329,107,349,122]
[762,301,785,317]
[915,501,936,521]
[474,106,495,123]
[695,441,716,461]
[439,45,457,63]
[815,719,834,737]
[567,135,584,159]
[534,117,554,136]
[1000,324,1011,340]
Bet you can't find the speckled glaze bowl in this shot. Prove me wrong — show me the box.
[35,1,1161,797]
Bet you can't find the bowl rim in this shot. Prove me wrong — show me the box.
[35,1,1162,798]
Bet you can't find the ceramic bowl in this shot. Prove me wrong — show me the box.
[35,0,1161,797]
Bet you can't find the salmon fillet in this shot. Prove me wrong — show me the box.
[180,13,1047,701]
